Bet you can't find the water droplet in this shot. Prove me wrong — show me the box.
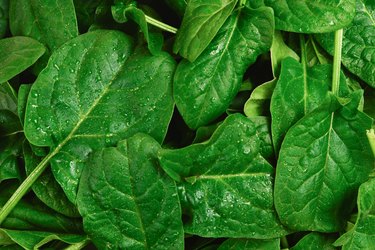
[53,64,60,70]
[70,68,75,73]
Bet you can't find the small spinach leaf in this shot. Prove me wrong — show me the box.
[77,133,184,249]
[173,0,238,62]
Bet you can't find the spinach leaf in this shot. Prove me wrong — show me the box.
[244,79,276,117]
[0,82,17,114]
[77,133,184,249]
[173,0,238,62]
[274,94,374,231]
[264,0,356,33]
[159,114,288,238]
[174,6,274,129]
[333,178,375,249]
[24,30,175,202]
[0,0,9,38]
[290,232,337,250]
[0,37,45,83]
[0,229,88,250]
[164,0,187,17]
[316,0,375,87]
[218,238,280,250]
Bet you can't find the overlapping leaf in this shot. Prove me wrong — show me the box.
[0,0,9,38]
[24,30,175,203]
[77,134,184,249]
[159,114,288,238]
[274,94,374,231]
[218,238,280,250]
[290,232,337,250]
[174,6,274,129]
[316,0,375,87]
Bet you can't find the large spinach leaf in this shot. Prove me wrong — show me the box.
[274,94,374,231]
[173,0,238,62]
[159,114,288,238]
[24,30,175,202]
[77,134,184,249]
[333,178,375,249]
[316,0,375,87]
[174,6,274,129]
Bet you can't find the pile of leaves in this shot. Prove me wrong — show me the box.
[0,0,374,249]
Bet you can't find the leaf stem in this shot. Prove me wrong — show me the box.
[299,34,307,66]
[332,29,343,96]
[64,239,90,250]
[0,151,55,225]
[281,236,289,249]
[144,15,177,34]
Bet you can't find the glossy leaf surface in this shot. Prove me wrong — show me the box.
[24,30,175,202]
[173,0,238,62]
[271,57,333,152]
[174,6,274,129]
[218,238,280,250]
[264,0,356,33]
[0,36,45,83]
[9,0,78,52]
[291,232,337,250]
[316,0,375,87]
[275,96,374,231]
[159,114,288,238]
[77,134,184,249]
[333,178,375,249]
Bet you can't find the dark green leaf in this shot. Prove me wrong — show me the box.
[0,0,9,38]
[77,133,184,249]
[0,82,17,114]
[164,0,187,16]
[0,37,45,83]
[174,6,274,129]
[73,0,103,33]
[24,30,175,202]
[173,0,238,62]
[274,95,374,231]
[290,232,337,250]
[271,57,334,152]
[264,0,356,33]
[16,84,31,127]
[23,143,80,218]
[159,114,288,238]
[9,0,78,52]
[0,229,87,250]
[316,0,375,87]
[333,178,375,249]
[218,238,280,250]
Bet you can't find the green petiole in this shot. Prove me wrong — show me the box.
[332,29,343,96]
[145,15,177,34]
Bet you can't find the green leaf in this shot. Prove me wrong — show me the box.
[0,0,9,38]
[173,0,238,62]
[316,0,375,87]
[77,133,184,249]
[249,116,274,160]
[264,0,356,33]
[333,178,375,249]
[218,238,280,250]
[0,82,17,114]
[24,30,175,202]
[0,37,45,83]
[290,232,337,250]
[244,79,276,117]
[23,143,80,218]
[274,95,374,231]
[174,6,274,129]
[159,114,288,238]
[9,0,78,52]
[0,229,87,250]
[73,0,102,33]
[270,57,335,152]
[0,182,82,233]
[164,0,187,16]
[112,4,163,55]
[16,84,31,126]
[0,111,23,183]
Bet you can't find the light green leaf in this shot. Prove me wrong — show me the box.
[0,229,87,250]
[24,30,175,203]
[159,114,288,238]
[333,178,375,249]
[264,0,356,33]
[77,134,184,249]
[274,95,374,231]
[9,0,78,52]
[112,4,163,55]
[173,0,238,62]
[270,57,332,152]
[174,6,274,129]
[316,0,375,87]
[218,238,280,250]
[244,79,276,117]
[0,37,45,83]
[290,232,337,250]
[23,143,80,218]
